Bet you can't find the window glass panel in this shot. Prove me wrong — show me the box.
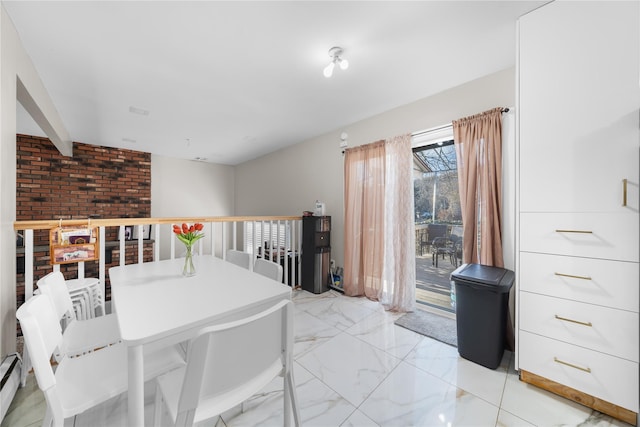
[413,130,461,315]
[413,140,460,224]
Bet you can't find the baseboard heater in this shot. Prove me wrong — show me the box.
[0,353,22,423]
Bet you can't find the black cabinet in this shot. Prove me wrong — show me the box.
[301,216,331,294]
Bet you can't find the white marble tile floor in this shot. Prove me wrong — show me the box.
[1,290,634,427]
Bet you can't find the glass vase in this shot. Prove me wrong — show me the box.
[182,244,196,277]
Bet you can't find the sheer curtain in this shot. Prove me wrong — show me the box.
[453,107,504,267]
[381,135,415,312]
[343,141,386,299]
[343,135,415,312]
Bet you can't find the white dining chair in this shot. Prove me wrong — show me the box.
[153,299,300,427]
[226,249,251,270]
[35,271,120,361]
[254,258,283,282]
[17,293,186,427]
[66,277,105,318]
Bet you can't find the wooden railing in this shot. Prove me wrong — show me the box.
[14,216,302,303]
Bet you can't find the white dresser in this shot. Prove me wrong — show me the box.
[517,2,639,424]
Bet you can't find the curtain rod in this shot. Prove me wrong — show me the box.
[411,107,510,139]
[344,108,512,153]
[411,123,451,139]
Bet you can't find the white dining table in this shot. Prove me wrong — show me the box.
[109,255,292,426]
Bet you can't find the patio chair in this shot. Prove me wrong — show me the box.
[419,230,430,256]
[450,226,464,266]
[431,237,456,268]
[418,224,448,256]
[427,223,448,245]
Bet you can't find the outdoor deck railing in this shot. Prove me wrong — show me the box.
[14,216,302,303]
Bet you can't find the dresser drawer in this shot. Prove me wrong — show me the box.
[520,292,638,362]
[519,331,639,412]
[519,252,639,312]
[520,213,639,262]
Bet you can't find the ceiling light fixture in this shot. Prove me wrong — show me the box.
[323,46,349,78]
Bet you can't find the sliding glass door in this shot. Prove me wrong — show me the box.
[413,136,462,314]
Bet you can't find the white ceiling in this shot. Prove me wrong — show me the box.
[3,1,544,165]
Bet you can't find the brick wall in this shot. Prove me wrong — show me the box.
[17,134,151,222]
[16,134,153,310]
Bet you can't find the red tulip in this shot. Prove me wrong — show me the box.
[174,222,205,246]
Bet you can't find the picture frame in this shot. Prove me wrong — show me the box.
[124,225,134,241]
[142,224,152,240]
[132,224,152,240]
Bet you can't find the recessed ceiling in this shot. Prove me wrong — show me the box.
[3,1,545,165]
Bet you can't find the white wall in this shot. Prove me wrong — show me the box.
[0,5,70,356]
[151,154,235,259]
[236,67,516,270]
[0,6,18,359]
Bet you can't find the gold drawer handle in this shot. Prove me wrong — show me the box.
[554,272,592,281]
[555,229,593,234]
[554,357,591,373]
[623,178,628,207]
[555,314,592,327]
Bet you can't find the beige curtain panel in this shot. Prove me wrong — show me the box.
[380,135,416,312]
[343,135,416,312]
[453,107,504,268]
[343,141,386,299]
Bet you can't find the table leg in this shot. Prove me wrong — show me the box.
[284,374,291,427]
[128,345,144,427]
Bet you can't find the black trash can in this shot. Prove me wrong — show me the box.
[451,263,514,369]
